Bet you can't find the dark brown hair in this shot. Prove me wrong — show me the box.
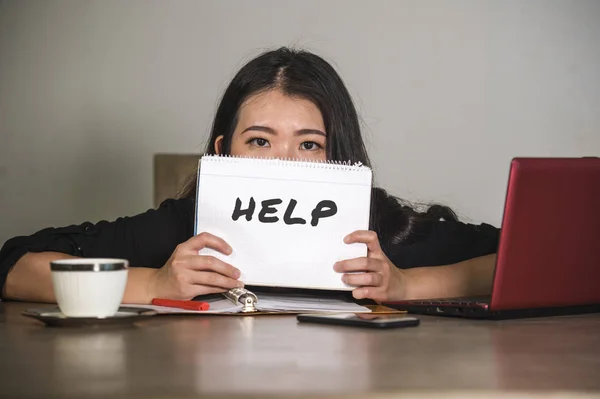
[180,47,457,254]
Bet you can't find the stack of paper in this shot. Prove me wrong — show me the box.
[255,294,369,313]
[134,293,370,315]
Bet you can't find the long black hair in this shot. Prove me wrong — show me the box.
[180,47,457,254]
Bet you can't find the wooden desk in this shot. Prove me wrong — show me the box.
[1,302,599,399]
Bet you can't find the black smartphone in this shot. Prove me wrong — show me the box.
[297,313,420,329]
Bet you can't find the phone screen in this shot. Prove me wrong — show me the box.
[297,313,420,328]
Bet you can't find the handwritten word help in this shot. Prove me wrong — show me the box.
[231,197,338,226]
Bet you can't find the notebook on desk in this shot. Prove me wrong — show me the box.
[385,157,600,319]
[139,288,389,315]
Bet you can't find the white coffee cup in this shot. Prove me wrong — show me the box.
[50,258,129,318]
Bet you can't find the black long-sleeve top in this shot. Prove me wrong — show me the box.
[0,198,500,297]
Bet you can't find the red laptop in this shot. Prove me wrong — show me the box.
[386,157,600,319]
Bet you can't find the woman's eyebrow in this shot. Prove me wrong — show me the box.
[240,126,326,137]
[241,126,276,135]
[296,129,326,137]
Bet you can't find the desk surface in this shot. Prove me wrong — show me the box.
[1,302,599,399]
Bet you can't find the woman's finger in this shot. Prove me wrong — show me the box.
[351,286,371,300]
[189,271,244,289]
[180,255,241,279]
[188,285,232,298]
[179,232,233,255]
[344,230,383,254]
[352,286,388,302]
[334,257,383,273]
[342,271,383,287]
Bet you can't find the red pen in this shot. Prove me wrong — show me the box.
[151,298,210,311]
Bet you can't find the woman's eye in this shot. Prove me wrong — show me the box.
[249,138,270,147]
[300,142,322,151]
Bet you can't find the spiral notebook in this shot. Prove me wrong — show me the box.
[194,155,373,292]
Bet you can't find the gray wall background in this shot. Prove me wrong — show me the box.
[1,0,599,245]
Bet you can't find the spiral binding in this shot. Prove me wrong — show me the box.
[201,154,369,172]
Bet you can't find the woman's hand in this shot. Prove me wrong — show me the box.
[334,230,407,303]
[150,232,243,300]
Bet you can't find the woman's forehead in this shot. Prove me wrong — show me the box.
[237,90,325,130]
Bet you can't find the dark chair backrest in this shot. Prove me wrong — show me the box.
[153,153,201,207]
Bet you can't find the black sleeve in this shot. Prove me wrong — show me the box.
[388,220,500,269]
[0,198,195,298]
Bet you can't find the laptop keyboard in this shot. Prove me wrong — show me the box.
[407,296,491,306]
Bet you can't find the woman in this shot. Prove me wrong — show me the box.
[0,47,499,304]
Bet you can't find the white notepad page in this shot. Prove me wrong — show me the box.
[195,155,373,290]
